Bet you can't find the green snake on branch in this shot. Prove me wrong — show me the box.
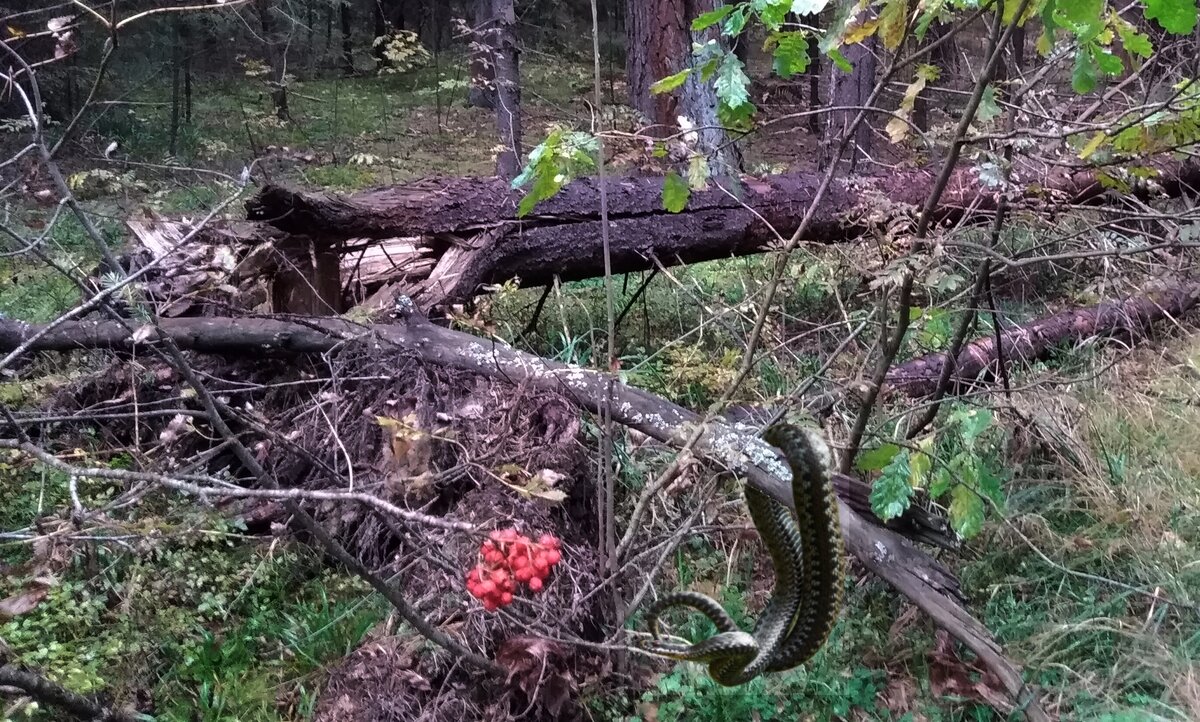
[635,423,846,686]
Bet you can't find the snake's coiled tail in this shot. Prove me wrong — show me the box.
[633,423,846,686]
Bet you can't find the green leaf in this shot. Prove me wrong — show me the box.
[1071,47,1098,93]
[950,406,993,446]
[651,69,693,94]
[915,0,946,39]
[1039,0,1060,56]
[1144,0,1198,34]
[976,84,1003,122]
[948,484,985,538]
[723,5,752,36]
[870,452,914,522]
[1054,0,1105,42]
[1092,45,1124,76]
[770,31,810,77]
[718,99,756,130]
[662,171,691,213]
[518,170,559,217]
[855,443,902,473]
[976,464,1006,508]
[715,51,752,108]
[758,2,789,30]
[1115,18,1153,58]
[828,47,852,73]
[692,4,736,31]
[929,468,953,499]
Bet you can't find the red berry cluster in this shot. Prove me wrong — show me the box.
[465,528,562,611]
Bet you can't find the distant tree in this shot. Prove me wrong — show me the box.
[257,0,291,118]
[822,8,876,172]
[341,0,354,75]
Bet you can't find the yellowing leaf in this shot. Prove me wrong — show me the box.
[1078,130,1107,159]
[844,18,879,45]
[878,0,908,49]
[909,436,934,489]
[886,68,930,143]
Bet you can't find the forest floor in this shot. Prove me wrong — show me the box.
[1,53,1198,722]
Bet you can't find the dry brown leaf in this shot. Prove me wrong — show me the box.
[0,585,48,620]
[495,636,575,716]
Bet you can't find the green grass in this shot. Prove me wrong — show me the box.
[0,487,384,721]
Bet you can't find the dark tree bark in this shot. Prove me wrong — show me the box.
[467,0,497,108]
[340,0,355,75]
[170,18,183,156]
[326,0,334,50]
[256,0,291,120]
[235,158,1200,310]
[1010,25,1026,71]
[489,0,521,178]
[625,0,742,175]
[886,284,1200,397]
[182,20,193,123]
[806,15,822,134]
[824,24,878,171]
[307,0,315,55]
[373,0,388,69]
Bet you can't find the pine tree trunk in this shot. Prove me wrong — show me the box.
[823,16,877,172]
[624,0,742,176]
[468,0,497,108]
[257,0,291,120]
[490,0,521,178]
[341,0,355,75]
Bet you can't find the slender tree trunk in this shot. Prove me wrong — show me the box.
[257,0,291,119]
[490,0,521,178]
[373,0,388,69]
[1010,25,1025,71]
[181,20,193,123]
[326,0,334,50]
[170,18,182,156]
[625,0,743,176]
[341,0,355,75]
[307,0,315,54]
[468,0,497,108]
[823,17,877,172]
[796,10,822,134]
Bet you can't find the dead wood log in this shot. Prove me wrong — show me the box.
[887,281,1200,397]
[235,160,1200,311]
[0,313,1050,720]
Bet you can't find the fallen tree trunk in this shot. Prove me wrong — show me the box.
[887,282,1200,398]
[230,160,1200,311]
[0,312,1050,721]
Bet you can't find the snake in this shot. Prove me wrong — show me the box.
[634,423,846,686]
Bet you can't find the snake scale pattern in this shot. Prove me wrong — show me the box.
[635,423,846,686]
